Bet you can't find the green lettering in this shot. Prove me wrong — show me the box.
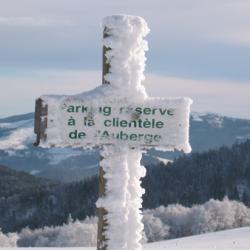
[102,106,112,116]
[135,107,142,115]
[167,109,174,116]
[78,132,86,139]
[120,120,128,127]
[154,135,161,142]
[144,134,153,143]
[104,120,111,127]
[143,107,151,115]
[67,105,74,112]
[156,121,164,128]
[69,130,77,139]
[143,119,151,128]
[152,108,157,115]
[75,106,81,112]
[102,131,110,139]
[129,134,138,141]
[120,131,128,140]
[159,108,167,115]
[68,116,75,126]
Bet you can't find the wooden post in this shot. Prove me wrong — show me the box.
[97,27,110,250]
[34,98,48,146]
[102,27,111,85]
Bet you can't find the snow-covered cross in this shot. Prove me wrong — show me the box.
[34,15,192,250]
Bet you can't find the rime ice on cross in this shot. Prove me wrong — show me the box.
[34,15,192,250]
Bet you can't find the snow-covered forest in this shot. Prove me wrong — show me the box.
[1,139,250,235]
[1,198,250,247]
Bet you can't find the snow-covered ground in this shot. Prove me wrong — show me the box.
[5,227,250,250]
[144,227,250,249]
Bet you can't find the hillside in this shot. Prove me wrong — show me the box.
[0,165,56,198]
[143,139,250,208]
[1,140,250,233]
[0,112,250,182]
[1,198,250,247]
[145,227,250,250]
[0,168,97,233]
[2,226,250,249]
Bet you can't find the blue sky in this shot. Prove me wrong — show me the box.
[0,0,250,118]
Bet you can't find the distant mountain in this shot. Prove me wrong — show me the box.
[0,112,250,182]
[0,113,99,182]
[0,113,34,123]
[190,112,250,150]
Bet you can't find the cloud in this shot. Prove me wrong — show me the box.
[210,28,250,47]
[0,17,73,27]
[0,0,250,80]
[0,1,249,118]
[0,70,249,119]
[144,74,250,119]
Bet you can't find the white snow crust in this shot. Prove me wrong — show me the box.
[4,227,250,249]
[144,227,250,250]
[96,146,145,250]
[102,15,149,101]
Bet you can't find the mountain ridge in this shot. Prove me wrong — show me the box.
[0,111,250,182]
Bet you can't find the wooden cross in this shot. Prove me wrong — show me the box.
[34,15,192,250]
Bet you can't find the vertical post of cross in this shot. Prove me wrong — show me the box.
[34,98,48,146]
[97,26,110,250]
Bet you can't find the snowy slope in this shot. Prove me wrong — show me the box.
[0,112,250,182]
[7,227,250,250]
[144,227,250,249]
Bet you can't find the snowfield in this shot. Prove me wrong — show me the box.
[4,227,250,250]
[144,227,250,249]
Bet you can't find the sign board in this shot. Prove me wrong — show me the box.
[35,95,192,151]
